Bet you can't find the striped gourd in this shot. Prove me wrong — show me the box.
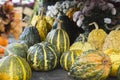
[46,21,70,56]
[27,41,59,71]
[69,50,112,80]
[4,42,28,59]
[60,50,82,71]
[0,55,32,80]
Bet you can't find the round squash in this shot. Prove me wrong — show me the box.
[104,49,120,77]
[4,42,28,59]
[19,26,41,48]
[103,26,120,51]
[88,22,107,50]
[46,21,70,56]
[60,50,82,71]
[27,41,59,71]
[69,50,112,80]
[0,55,32,80]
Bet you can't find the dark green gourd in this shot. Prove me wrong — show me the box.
[18,26,41,48]
[52,13,84,45]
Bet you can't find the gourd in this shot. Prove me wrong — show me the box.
[18,26,41,48]
[46,20,70,56]
[0,54,32,80]
[103,26,120,51]
[60,50,82,71]
[52,13,84,45]
[70,34,95,52]
[74,32,89,42]
[27,41,59,71]
[36,8,48,41]
[69,50,112,80]
[4,42,28,59]
[88,22,107,50]
[104,49,120,77]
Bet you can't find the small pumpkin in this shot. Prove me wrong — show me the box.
[69,50,112,80]
[27,41,59,71]
[4,42,28,59]
[60,50,82,71]
[46,20,70,56]
[103,26,120,51]
[70,34,95,52]
[104,49,120,77]
[52,13,84,45]
[88,22,107,50]
[18,26,41,48]
[0,55,32,80]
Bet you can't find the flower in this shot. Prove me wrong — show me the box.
[104,18,112,24]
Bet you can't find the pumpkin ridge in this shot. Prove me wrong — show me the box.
[15,56,26,80]
[9,61,13,80]
[62,30,66,52]
[64,51,69,70]
[42,45,48,71]
[47,46,57,69]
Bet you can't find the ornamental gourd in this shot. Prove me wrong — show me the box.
[69,50,111,80]
[60,50,82,71]
[36,8,48,41]
[70,34,95,52]
[46,20,70,56]
[0,55,32,80]
[88,22,107,50]
[52,13,84,45]
[4,42,28,59]
[103,26,120,51]
[104,49,120,77]
[18,26,41,48]
[27,41,59,71]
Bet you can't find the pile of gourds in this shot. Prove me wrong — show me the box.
[0,0,120,80]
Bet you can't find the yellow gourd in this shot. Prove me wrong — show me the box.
[104,49,120,77]
[88,22,107,50]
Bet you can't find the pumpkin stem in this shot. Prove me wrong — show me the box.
[0,45,12,56]
[80,34,85,42]
[105,24,115,30]
[89,22,99,30]
[53,15,63,29]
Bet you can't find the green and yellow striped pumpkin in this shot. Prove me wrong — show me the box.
[69,50,112,80]
[4,42,28,59]
[60,50,82,71]
[0,55,32,80]
[27,41,59,71]
[46,22,70,56]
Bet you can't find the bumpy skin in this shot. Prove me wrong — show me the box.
[0,55,32,80]
[19,27,41,48]
[60,50,82,71]
[88,29,107,50]
[103,30,120,51]
[46,28,70,56]
[4,42,28,59]
[104,49,120,77]
[27,41,59,71]
[36,17,48,41]
[69,50,112,80]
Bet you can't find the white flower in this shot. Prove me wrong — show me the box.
[104,18,112,24]
[111,8,117,15]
